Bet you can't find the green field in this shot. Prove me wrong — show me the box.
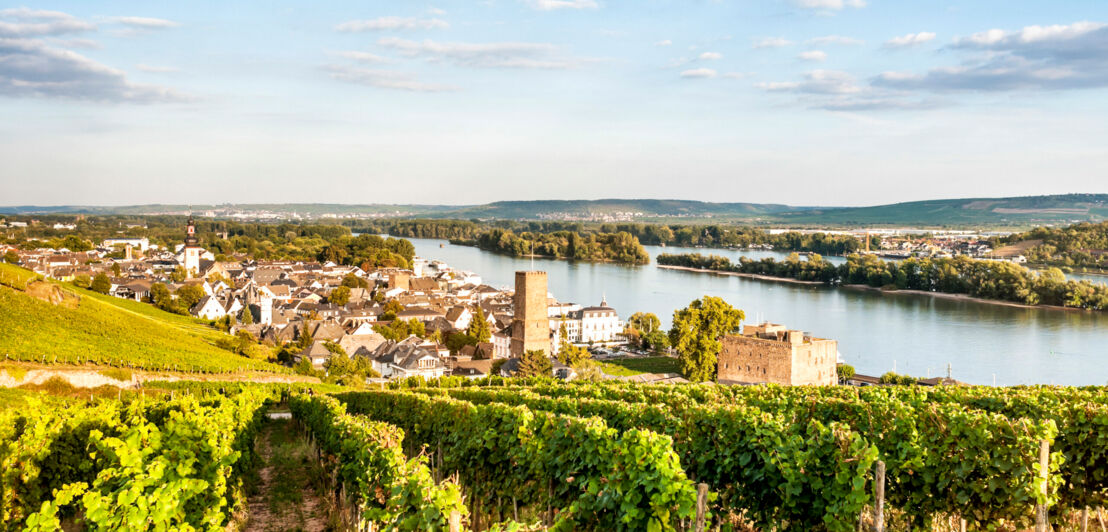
[596,356,682,376]
[0,264,284,373]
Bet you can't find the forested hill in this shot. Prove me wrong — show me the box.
[4,194,1107,227]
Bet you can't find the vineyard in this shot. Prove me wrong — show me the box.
[3,380,1108,530]
[0,263,287,374]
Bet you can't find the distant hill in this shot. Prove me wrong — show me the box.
[447,199,803,219]
[0,263,284,373]
[772,194,1108,227]
[3,194,1106,227]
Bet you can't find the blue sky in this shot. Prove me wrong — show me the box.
[2,0,1108,207]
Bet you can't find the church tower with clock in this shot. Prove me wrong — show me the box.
[183,216,201,278]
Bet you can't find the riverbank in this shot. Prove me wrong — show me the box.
[657,264,824,285]
[840,285,1087,312]
[450,240,650,266]
[659,264,1094,312]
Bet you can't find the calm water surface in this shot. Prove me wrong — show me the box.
[404,237,1108,386]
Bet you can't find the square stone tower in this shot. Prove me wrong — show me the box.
[511,271,549,356]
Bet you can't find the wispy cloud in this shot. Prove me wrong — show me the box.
[798,50,827,61]
[377,37,588,69]
[655,39,672,46]
[792,0,866,10]
[807,35,863,46]
[110,16,178,29]
[0,7,94,37]
[753,37,793,49]
[883,31,936,49]
[698,51,722,60]
[329,50,391,64]
[0,37,189,102]
[525,0,599,11]
[876,22,1108,92]
[322,64,458,92]
[136,63,178,73]
[680,68,716,79]
[336,17,449,32]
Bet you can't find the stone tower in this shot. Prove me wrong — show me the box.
[511,271,549,356]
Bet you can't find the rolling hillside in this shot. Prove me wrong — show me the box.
[0,263,285,373]
[3,193,1107,227]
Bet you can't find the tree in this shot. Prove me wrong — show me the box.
[380,300,404,321]
[150,283,173,311]
[329,285,351,306]
[4,250,19,264]
[90,273,112,294]
[629,312,661,335]
[241,305,254,325]
[837,363,855,384]
[668,296,744,382]
[465,307,491,342]
[175,284,205,311]
[516,349,552,377]
[297,321,314,349]
[170,266,187,283]
[342,273,369,289]
[111,262,121,277]
[73,274,92,289]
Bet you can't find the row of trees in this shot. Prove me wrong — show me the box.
[659,252,1108,310]
[463,228,650,264]
[352,218,871,255]
[996,221,1108,271]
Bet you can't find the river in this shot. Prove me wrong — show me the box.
[402,237,1108,386]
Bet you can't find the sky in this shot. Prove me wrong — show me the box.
[2,0,1108,207]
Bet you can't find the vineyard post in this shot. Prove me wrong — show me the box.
[960,517,967,532]
[873,460,885,532]
[1082,508,1088,532]
[547,477,554,526]
[695,482,709,531]
[449,510,461,532]
[1036,439,1049,532]
[1098,507,1106,532]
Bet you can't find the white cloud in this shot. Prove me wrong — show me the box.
[758,69,861,94]
[110,16,179,29]
[793,0,866,10]
[699,51,722,60]
[655,39,672,46]
[721,72,751,79]
[525,0,599,11]
[0,8,95,37]
[426,7,447,16]
[884,32,936,48]
[377,37,587,69]
[877,22,1108,92]
[336,17,449,32]
[330,50,391,64]
[753,37,793,49]
[322,65,458,92]
[0,37,189,102]
[798,50,827,61]
[680,68,716,79]
[136,64,178,73]
[808,35,863,46]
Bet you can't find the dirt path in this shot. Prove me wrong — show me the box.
[243,413,333,532]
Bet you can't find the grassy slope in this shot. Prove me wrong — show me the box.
[0,263,283,373]
[597,356,683,376]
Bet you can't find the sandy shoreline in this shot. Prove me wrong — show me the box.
[658,264,1088,312]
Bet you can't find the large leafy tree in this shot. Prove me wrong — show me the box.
[465,307,491,343]
[668,296,744,382]
[90,273,112,295]
[329,285,351,306]
[516,349,552,377]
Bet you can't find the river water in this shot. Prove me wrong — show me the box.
[404,238,1108,386]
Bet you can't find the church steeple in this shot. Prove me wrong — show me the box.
[184,215,199,247]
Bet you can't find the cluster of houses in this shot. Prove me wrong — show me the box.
[4,220,628,382]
